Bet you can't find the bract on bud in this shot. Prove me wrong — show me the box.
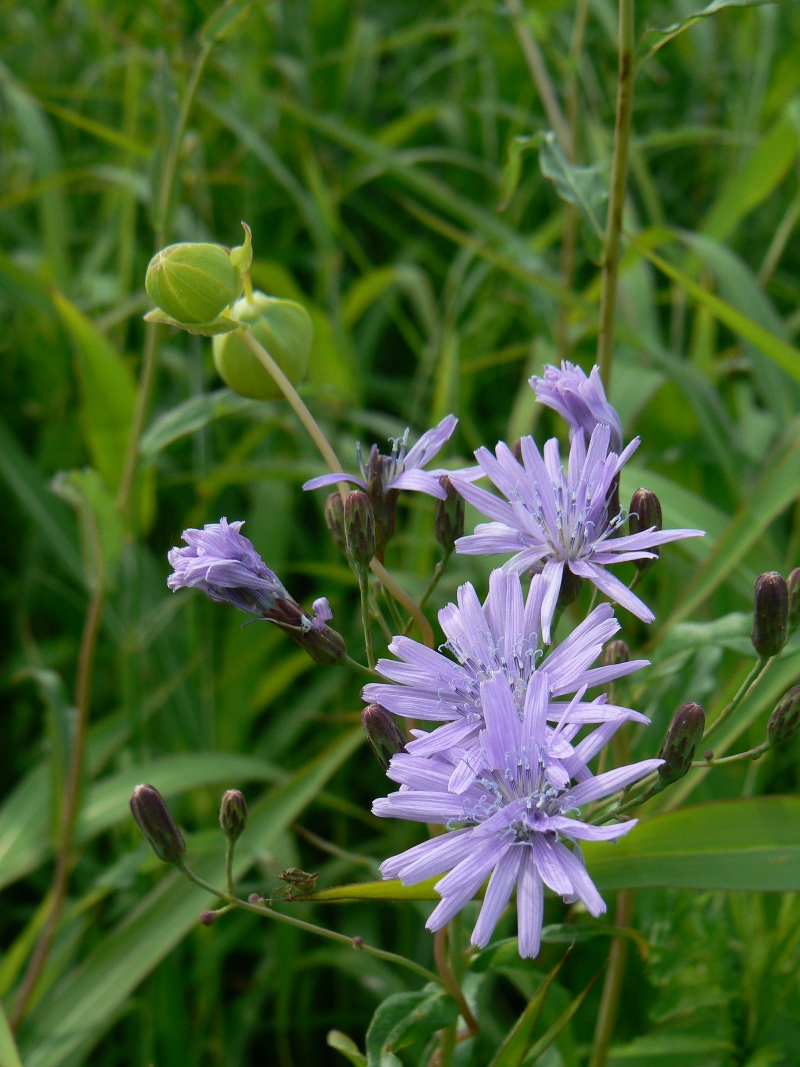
[219,789,248,842]
[629,489,663,572]
[767,685,800,746]
[130,783,186,865]
[434,475,465,550]
[751,571,789,659]
[145,242,241,328]
[324,492,346,552]
[603,639,630,667]
[657,702,705,786]
[344,490,376,573]
[787,568,800,636]
[212,292,313,400]
[362,703,407,771]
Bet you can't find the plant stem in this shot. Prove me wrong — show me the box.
[343,655,380,681]
[588,890,634,1067]
[239,329,435,647]
[596,0,635,391]
[694,741,770,767]
[401,550,452,636]
[703,658,767,741]
[358,570,375,669]
[433,925,480,1038]
[177,863,440,987]
[224,839,236,897]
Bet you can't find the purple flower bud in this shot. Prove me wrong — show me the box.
[767,685,800,746]
[344,490,376,573]
[362,703,407,771]
[324,493,346,553]
[629,489,663,573]
[603,639,630,667]
[751,572,789,659]
[199,910,219,926]
[787,568,800,637]
[219,789,248,841]
[434,475,465,550]
[130,784,186,865]
[657,703,705,785]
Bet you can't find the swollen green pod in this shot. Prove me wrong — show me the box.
[145,243,240,325]
[212,292,313,400]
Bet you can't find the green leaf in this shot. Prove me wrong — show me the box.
[584,797,800,891]
[522,971,598,1065]
[327,1030,368,1067]
[497,134,539,212]
[488,952,568,1067]
[638,1,777,62]
[537,131,608,257]
[51,468,126,591]
[0,999,23,1067]
[364,988,458,1067]
[139,390,256,457]
[17,730,364,1067]
[200,0,255,43]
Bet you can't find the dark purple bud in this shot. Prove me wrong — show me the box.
[324,492,346,553]
[219,788,248,841]
[629,489,662,572]
[352,936,364,948]
[267,595,347,665]
[361,703,407,771]
[787,568,800,636]
[557,567,583,609]
[512,439,524,464]
[767,685,800,746]
[364,446,398,561]
[199,910,218,926]
[751,571,788,659]
[248,893,264,905]
[130,783,186,866]
[657,702,705,785]
[603,639,630,667]
[703,749,714,762]
[344,490,376,573]
[434,475,465,550]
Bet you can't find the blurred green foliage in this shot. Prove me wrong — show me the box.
[2,0,800,1063]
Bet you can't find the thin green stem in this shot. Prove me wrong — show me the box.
[225,838,235,897]
[433,925,480,1039]
[238,329,435,648]
[596,0,635,391]
[358,570,375,669]
[588,889,634,1067]
[177,863,440,987]
[703,658,768,741]
[694,741,770,767]
[401,550,453,636]
[343,655,380,681]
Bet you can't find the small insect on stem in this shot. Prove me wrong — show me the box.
[268,868,320,905]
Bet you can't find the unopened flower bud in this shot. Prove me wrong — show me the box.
[434,475,465,550]
[787,568,800,636]
[767,685,800,746]
[130,783,186,865]
[629,489,662,572]
[557,567,582,609]
[324,493,346,553]
[219,789,248,842]
[603,639,630,667]
[212,292,313,400]
[361,703,407,771]
[657,702,705,786]
[751,571,788,659]
[199,910,218,926]
[146,243,240,326]
[344,491,376,573]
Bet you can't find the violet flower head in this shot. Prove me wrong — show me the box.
[363,570,650,782]
[451,426,704,641]
[303,415,458,559]
[530,361,623,454]
[374,672,662,958]
[168,518,288,616]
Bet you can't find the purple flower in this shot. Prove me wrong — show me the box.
[451,426,704,641]
[530,361,623,453]
[303,415,458,560]
[374,672,662,957]
[168,518,288,615]
[168,519,346,664]
[362,570,650,782]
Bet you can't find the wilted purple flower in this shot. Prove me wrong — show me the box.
[451,426,704,641]
[530,361,623,453]
[374,672,662,958]
[363,570,650,783]
[168,519,346,664]
[303,415,458,560]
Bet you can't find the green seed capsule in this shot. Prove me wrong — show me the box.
[212,293,313,400]
[145,243,240,325]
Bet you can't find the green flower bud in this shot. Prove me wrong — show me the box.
[751,571,788,659]
[212,292,312,400]
[767,685,800,746]
[146,242,241,326]
[361,703,407,771]
[219,788,248,842]
[434,475,465,550]
[787,568,800,636]
[324,492,347,553]
[629,488,662,573]
[657,702,705,786]
[603,639,630,667]
[130,783,186,865]
[344,490,376,574]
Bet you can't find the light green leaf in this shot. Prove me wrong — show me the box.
[0,999,23,1067]
[139,390,256,457]
[364,988,457,1067]
[488,952,567,1067]
[639,0,777,62]
[328,1030,368,1067]
[537,130,608,256]
[200,0,255,43]
[497,134,539,212]
[51,468,126,591]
